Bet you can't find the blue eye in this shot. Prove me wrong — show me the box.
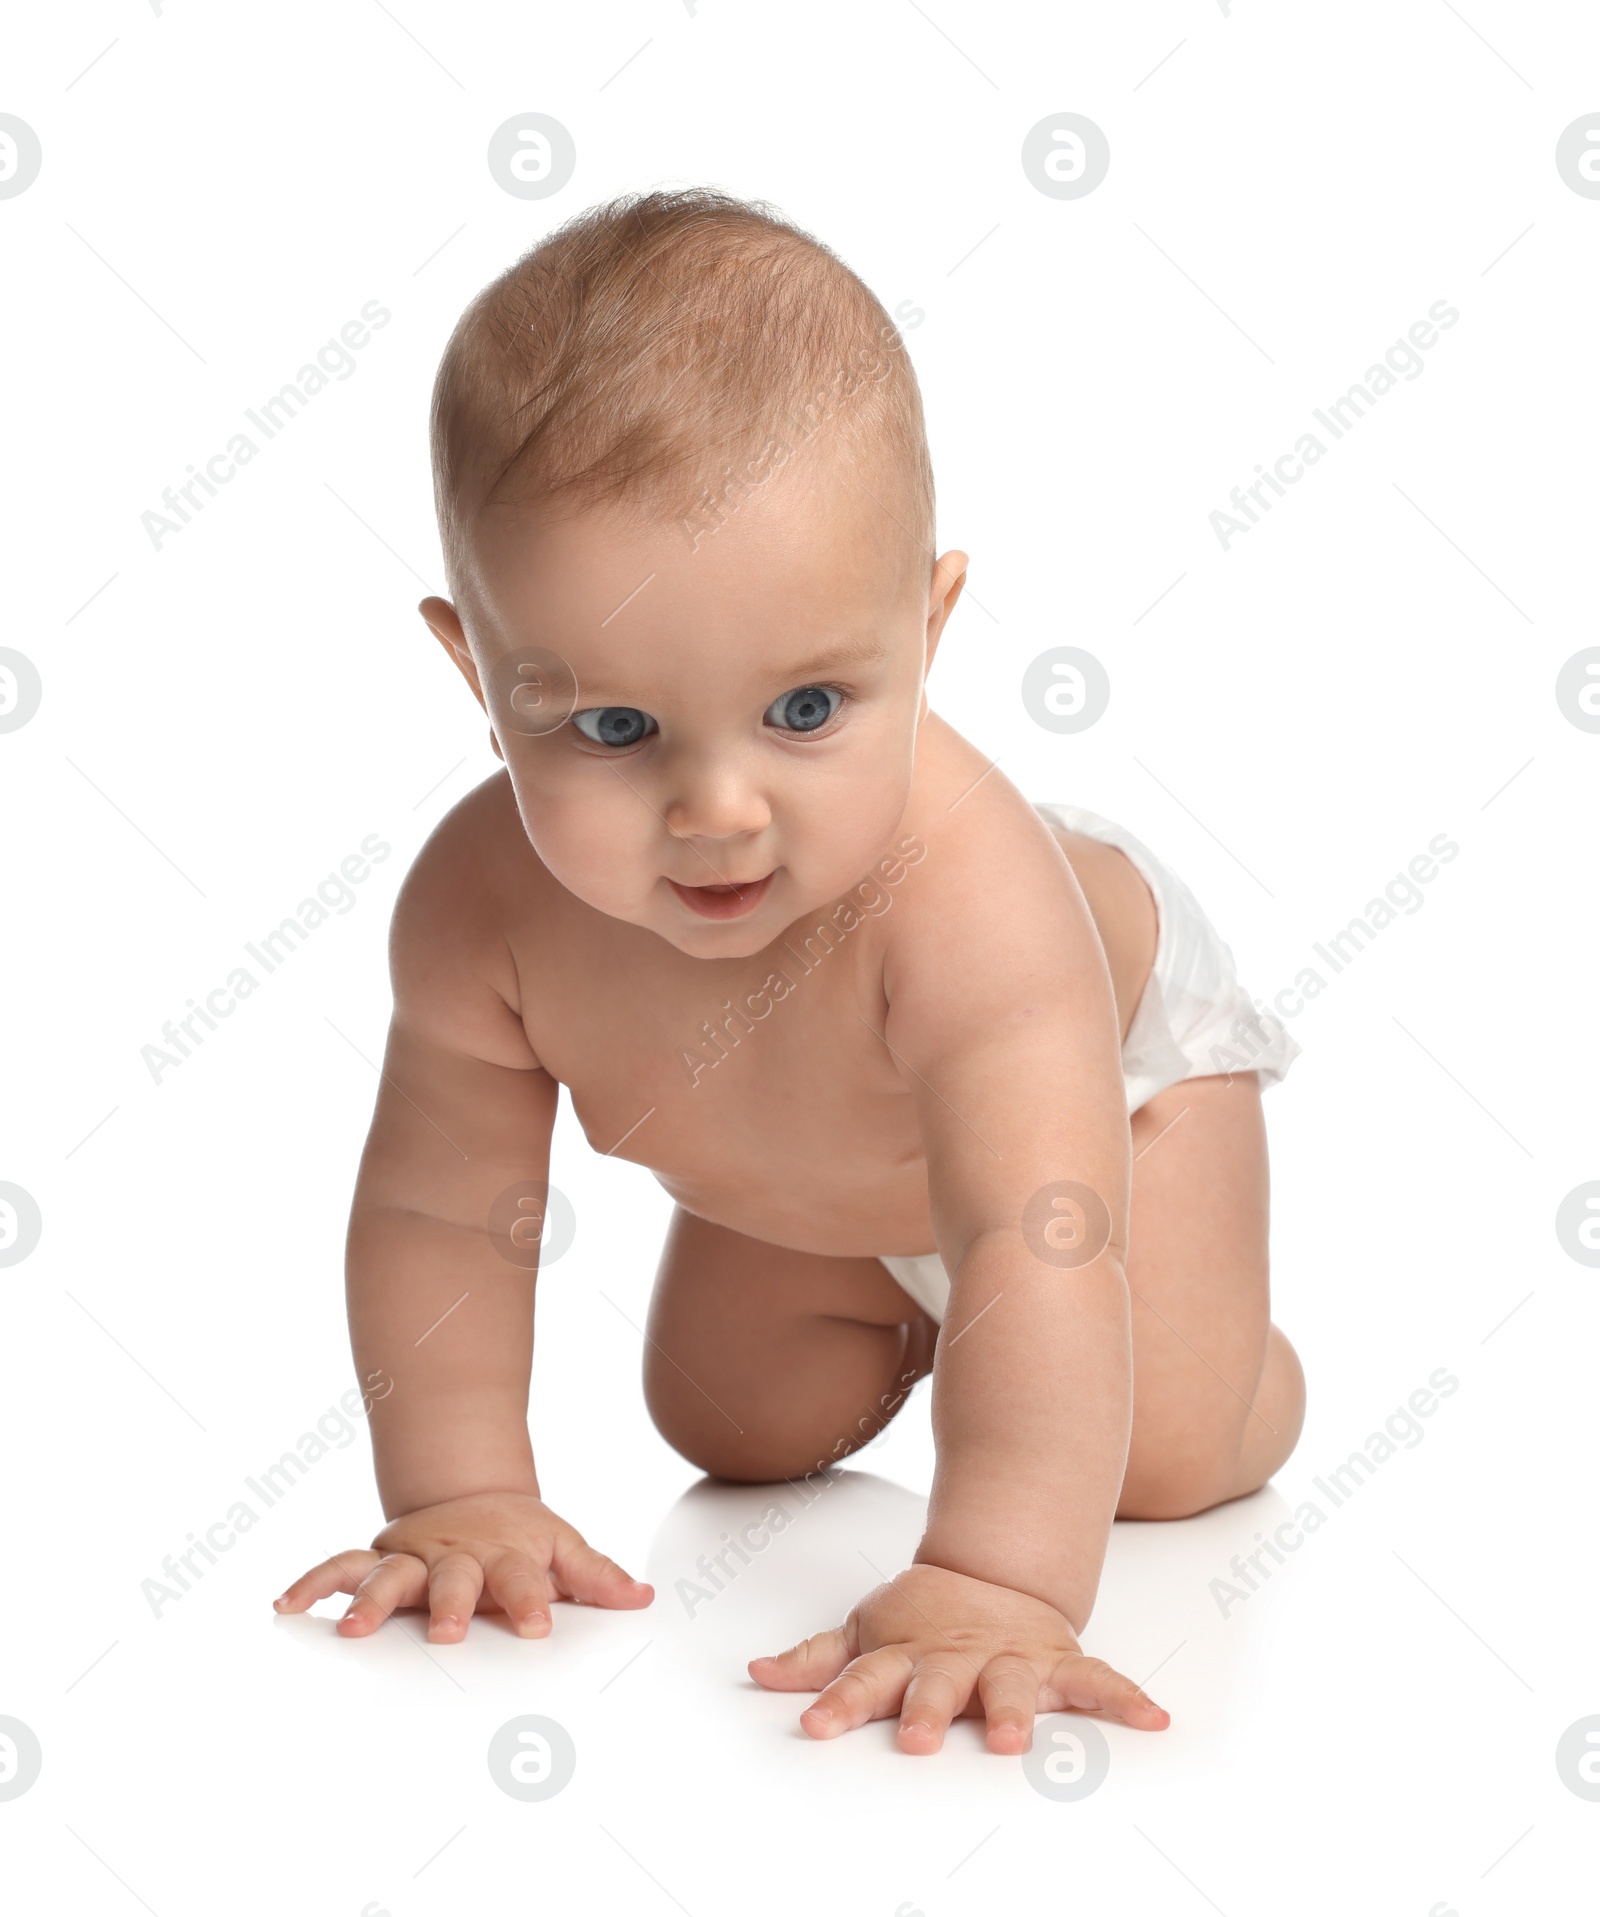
[572,707,657,748]
[765,686,841,733]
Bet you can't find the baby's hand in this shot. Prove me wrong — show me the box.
[749,1563,1169,1753]
[273,1491,653,1642]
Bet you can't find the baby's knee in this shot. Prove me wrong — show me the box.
[651,1414,863,1485]
[641,1359,829,1483]
[1121,1328,1307,1519]
[643,1315,928,1483]
[1118,1453,1246,1521]
[646,1368,921,1485]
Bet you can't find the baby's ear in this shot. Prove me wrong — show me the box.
[923,548,969,669]
[419,596,487,713]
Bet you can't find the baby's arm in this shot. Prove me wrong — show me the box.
[276,819,652,1638]
[900,888,1135,1635]
[752,811,1165,1747]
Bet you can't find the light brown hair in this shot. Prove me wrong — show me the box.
[429,187,935,586]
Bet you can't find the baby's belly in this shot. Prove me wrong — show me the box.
[649,1152,938,1261]
[567,1035,939,1259]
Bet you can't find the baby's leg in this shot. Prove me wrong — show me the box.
[1118,1072,1306,1518]
[644,1072,1303,1509]
[643,1209,937,1482]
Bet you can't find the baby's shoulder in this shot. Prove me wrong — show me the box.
[881,718,1099,975]
[896,720,1077,900]
[387,769,549,1066]
[396,767,538,918]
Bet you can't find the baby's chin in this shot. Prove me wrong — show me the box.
[637,878,834,962]
[645,876,793,961]
[653,920,780,961]
[553,873,776,959]
[573,865,886,961]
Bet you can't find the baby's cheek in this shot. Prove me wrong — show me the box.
[515,785,654,910]
[807,774,911,869]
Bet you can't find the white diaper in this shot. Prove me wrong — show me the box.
[879,801,1300,1325]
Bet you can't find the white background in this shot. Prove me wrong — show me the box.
[3,1,1597,1911]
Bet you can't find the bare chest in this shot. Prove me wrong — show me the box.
[514,911,930,1251]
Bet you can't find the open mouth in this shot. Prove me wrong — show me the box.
[667,872,775,920]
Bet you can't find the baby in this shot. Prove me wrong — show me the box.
[276,188,1305,1753]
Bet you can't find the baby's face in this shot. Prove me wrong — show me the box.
[435,459,963,960]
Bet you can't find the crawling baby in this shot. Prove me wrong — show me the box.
[276,188,1306,1753]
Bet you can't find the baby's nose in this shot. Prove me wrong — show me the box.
[662,761,772,842]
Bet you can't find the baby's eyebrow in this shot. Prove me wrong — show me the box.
[568,635,893,708]
[768,634,890,679]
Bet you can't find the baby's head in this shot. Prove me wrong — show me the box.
[421,188,965,959]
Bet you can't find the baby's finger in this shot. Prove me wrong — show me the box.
[896,1653,977,1755]
[1045,1653,1170,1730]
[800,1646,916,1740]
[976,1654,1041,1755]
[747,1625,852,1692]
[483,1548,554,1637]
[550,1535,653,1610]
[339,1553,429,1636]
[426,1552,486,1643]
[273,1549,380,1615]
